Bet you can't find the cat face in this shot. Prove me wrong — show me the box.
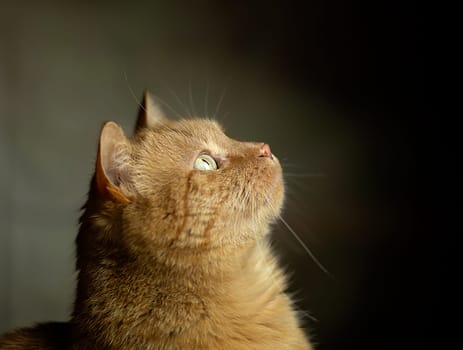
[93,93,284,258]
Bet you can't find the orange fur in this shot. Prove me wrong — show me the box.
[0,93,312,349]
[0,323,69,349]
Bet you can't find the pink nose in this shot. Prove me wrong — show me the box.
[259,143,273,159]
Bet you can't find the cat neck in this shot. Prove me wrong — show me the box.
[71,233,288,347]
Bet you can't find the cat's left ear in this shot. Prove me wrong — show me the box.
[134,90,166,132]
[95,122,133,204]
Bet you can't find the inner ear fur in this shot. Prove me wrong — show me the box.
[134,90,166,133]
[95,121,132,204]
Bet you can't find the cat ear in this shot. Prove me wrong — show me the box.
[95,122,132,204]
[134,90,166,132]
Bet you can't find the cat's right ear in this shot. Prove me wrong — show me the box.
[95,122,132,204]
[134,90,166,132]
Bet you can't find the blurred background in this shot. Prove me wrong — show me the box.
[0,1,426,349]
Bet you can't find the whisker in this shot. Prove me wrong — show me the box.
[281,161,306,165]
[188,80,196,117]
[297,308,319,323]
[262,192,333,278]
[282,190,313,221]
[124,71,145,113]
[123,73,184,120]
[280,161,320,168]
[284,177,321,194]
[204,79,209,118]
[213,86,227,120]
[150,95,185,120]
[168,88,193,118]
[278,215,333,279]
[284,172,325,178]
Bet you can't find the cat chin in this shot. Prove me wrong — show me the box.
[266,170,285,212]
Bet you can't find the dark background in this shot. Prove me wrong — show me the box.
[0,1,427,349]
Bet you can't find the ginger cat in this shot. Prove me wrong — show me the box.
[0,92,312,349]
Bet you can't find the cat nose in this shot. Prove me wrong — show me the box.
[258,143,273,160]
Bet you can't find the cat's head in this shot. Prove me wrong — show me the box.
[84,92,284,263]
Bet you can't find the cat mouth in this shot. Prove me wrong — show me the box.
[258,164,284,214]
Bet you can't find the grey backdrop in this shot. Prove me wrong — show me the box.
[0,1,424,349]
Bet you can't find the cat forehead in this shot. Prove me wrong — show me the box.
[156,119,225,141]
[178,119,225,136]
[186,120,227,152]
[155,118,222,134]
[140,118,229,153]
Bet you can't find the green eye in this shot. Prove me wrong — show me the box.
[194,154,218,171]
